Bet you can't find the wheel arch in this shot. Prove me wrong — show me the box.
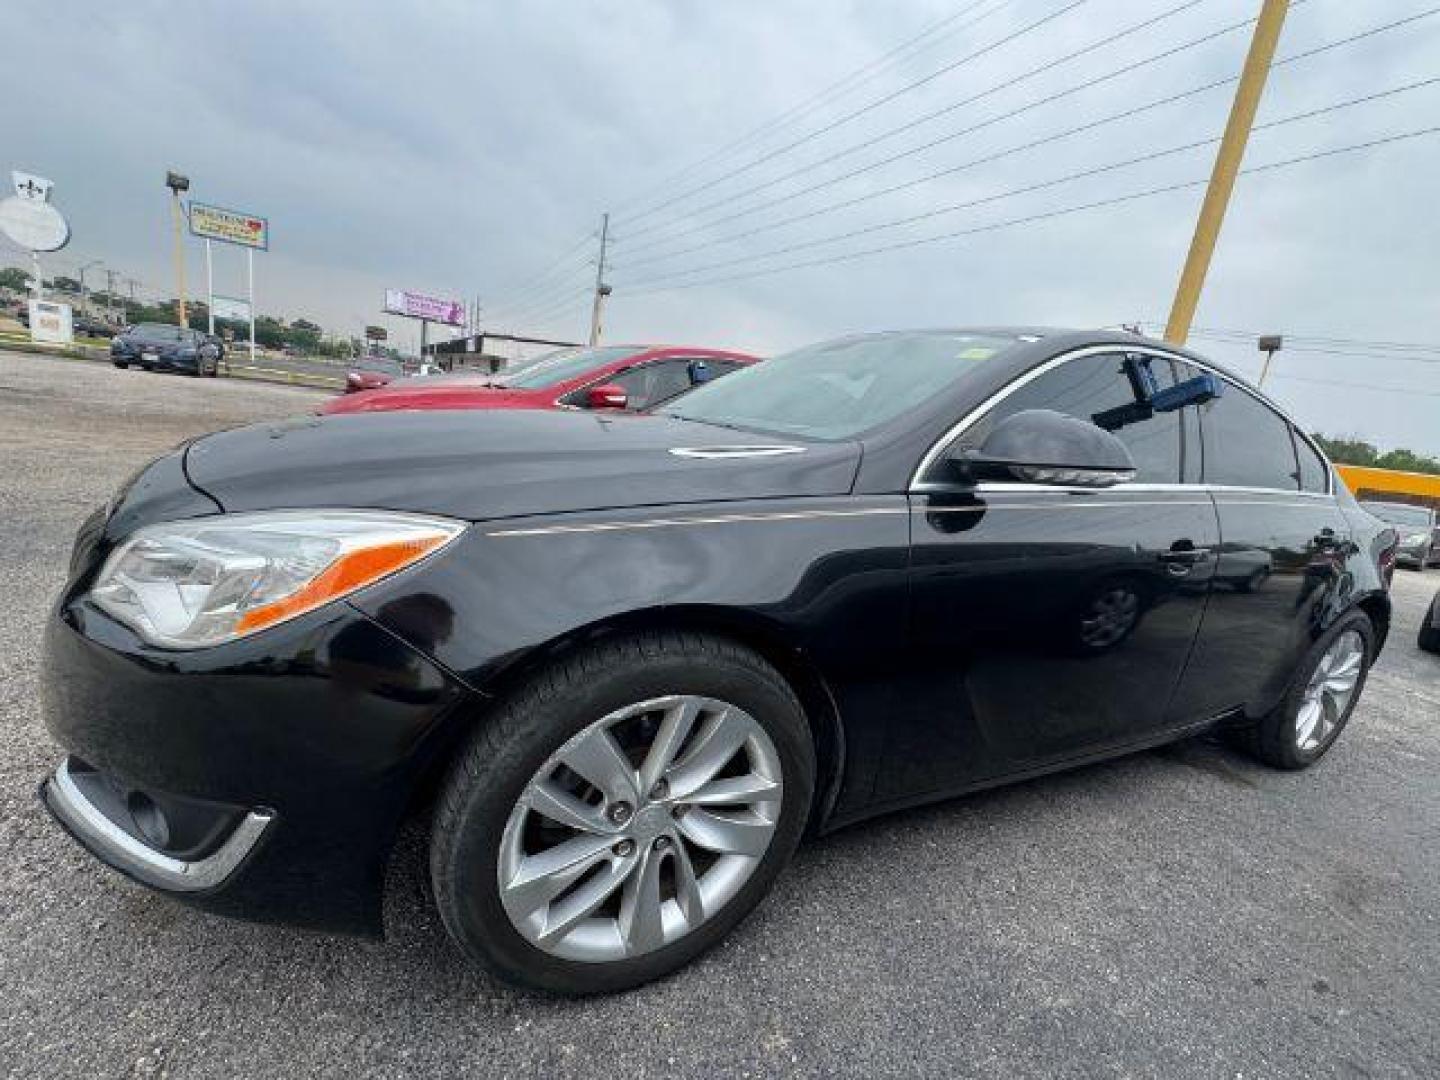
[1353,590,1391,655]
[402,604,848,839]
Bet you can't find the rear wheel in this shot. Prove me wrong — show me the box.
[430,631,815,994]
[112,360,127,369]
[1420,596,1440,653]
[1228,611,1373,769]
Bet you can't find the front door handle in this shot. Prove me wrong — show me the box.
[1158,547,1212,563]
[1158,545,1212,575]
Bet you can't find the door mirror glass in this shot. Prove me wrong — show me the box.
[948,409,1137,488]
[585,383,629,410]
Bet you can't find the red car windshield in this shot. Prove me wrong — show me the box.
[502,345,642,389]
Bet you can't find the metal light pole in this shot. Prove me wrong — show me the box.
[588,212,611,345]
[1164,0,1289,346]
[165,171,190,328]
[1257,334,1283,387]
[78,258,102,313]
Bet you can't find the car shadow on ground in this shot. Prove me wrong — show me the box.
[366,729,1271,1003]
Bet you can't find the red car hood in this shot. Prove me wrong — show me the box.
[323,379,546,414]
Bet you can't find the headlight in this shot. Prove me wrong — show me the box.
[90,510,464,648]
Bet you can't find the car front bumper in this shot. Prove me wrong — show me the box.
[1395,541,1432,567]
[39,598,481,934]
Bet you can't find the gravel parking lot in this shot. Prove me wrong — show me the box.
[2,349,1437,1079]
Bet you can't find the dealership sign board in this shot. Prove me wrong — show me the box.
[211,295,252,321]
[384,289,464,326]
[189,202,269,250]
[0,171,70,252]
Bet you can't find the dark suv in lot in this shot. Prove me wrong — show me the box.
[111,323,222,376]
[40,328,1396,994]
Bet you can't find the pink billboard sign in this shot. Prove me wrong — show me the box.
[384,289,465,326]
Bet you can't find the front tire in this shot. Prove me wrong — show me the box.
[1228,610,1374,769]
[430,631,815,994]
[112,360,128,369]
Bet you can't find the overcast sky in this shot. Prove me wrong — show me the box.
[5,0,1439,452]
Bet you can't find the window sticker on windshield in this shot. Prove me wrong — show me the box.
[957,346,997,360]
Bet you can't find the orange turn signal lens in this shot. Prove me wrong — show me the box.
[235,534,450,635]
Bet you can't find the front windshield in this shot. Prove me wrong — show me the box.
[658,331,1017,440]
[503,345,641,389]
[1362,502,1432,526]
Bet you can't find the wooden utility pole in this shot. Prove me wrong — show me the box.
[1164,0,1289,346]
[588,212,611,345]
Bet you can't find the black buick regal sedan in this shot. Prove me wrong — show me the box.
[40,328,1396,994]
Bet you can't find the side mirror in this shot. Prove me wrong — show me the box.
[585,383,629,410]
[947,409,1136,488]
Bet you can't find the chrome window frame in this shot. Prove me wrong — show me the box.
[909,343,1335,498]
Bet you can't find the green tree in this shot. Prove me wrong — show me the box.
[1312,433,1440,476]
[49,275,81,293]
[0,267,29,291]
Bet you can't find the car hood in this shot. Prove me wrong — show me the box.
[183,409,860,521]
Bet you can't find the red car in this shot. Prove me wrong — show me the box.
[321,344,758,415]
[343,356,405,393]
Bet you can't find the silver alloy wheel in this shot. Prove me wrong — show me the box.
[497,695,783,963]
[1295,629,1366,752]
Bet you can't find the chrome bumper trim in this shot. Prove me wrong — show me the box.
[43,759,274,893]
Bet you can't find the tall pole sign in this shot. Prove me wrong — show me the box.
[165,171,190,328]
[188,200,269,364]
[1,171,71,302]
[1,171,73,343]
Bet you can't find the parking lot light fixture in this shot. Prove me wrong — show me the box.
[165,171,190,328]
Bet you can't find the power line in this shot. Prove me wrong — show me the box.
[618,7,1436,267]
[1182,330,1440,362]
[618,0,1233,244]
[608,0,1016,217]
[1271,372,1440,397]
[486,229,597,316]
[613,0,1092,229]
[617,125,1440,296]
[505,286,592,333]
[490,256,597,322]
[1186,326,1440,354]
[620,79,1439,287]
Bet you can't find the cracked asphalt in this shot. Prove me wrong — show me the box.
[1,350,1437,1078]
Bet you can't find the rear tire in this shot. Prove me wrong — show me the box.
[429,631,815,995]
[112,361,127,369]
[1227,610,1374,769]
[1420,605,1440,654]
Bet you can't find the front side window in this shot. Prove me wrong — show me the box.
[604,360,695,410]
[962,352,1199,484]
[1199,383,1300,490]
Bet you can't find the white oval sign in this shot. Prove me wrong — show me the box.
[0,196,70,252]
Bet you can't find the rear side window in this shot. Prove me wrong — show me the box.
[1294,432,1330,493]
[1199,383,1300,490]
[967,352,1194,484]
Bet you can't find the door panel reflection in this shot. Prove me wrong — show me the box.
[881,490,1220,801]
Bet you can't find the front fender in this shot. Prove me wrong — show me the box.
[351,498,913,820]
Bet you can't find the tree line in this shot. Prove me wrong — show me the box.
[1312,434,1440,477]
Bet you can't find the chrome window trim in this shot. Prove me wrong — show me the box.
[43,758,274,893]
[909,343,1335,497]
